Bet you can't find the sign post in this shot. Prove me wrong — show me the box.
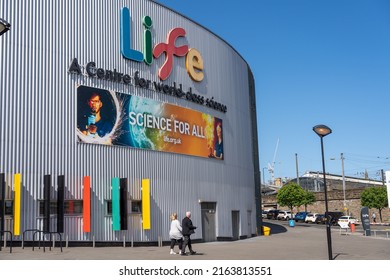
[386,171,390,209]
[360,207,371,236]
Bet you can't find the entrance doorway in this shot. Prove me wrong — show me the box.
[247,210,252,238]
[232,210,240,240]
[201,202,216,242]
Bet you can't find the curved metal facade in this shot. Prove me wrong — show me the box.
[0,0,259,243]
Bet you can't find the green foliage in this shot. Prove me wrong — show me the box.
[301,189,316,212]
[276,182,305,211]
[302,190,316,206]
[361,186,388,210]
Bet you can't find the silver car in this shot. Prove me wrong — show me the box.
[277,210,293,220]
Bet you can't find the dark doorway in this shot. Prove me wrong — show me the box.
[201,202,216,242]
[232,210,240,240]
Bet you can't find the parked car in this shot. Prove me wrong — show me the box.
[266,209,280,220]
[277,210,293,220]
[294,211,309,222]
[305,213,320,223]
[326,211,344,225]
[262,210,269,219]
[338,216,359,226]
[315,214,327,224]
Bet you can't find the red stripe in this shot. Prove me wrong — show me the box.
[83,176,91,232]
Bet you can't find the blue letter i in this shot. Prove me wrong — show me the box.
[121,7,144,62]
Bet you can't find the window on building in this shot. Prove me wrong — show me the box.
[38,200,83,216]
[4,200,13,215]
[105,200,139,215]
[105,200,112,215]
[38,201,57,216]
[131,200,142,214]
[64,200,83,215]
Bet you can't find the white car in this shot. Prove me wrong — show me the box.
[262,210,269,219]
[277,210,293,220]
[305,213,320,223]
[338,216,359,225]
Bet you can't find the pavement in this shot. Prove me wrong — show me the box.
[0,220,389,260]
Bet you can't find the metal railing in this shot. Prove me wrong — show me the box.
[0,230,13,253]
[367,229,390,239]
[22,229,63,252]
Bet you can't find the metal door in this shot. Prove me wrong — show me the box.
[247,210,252,238]
[232,210,240,240]
[201,202,216,242]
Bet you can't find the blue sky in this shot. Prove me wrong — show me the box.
[156,0,390,182]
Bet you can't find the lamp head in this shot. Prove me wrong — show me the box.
[313,124,332,137]
[0,18,11,36]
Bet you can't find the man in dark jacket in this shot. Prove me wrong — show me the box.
[181,211,197,255]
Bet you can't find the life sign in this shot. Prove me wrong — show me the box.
[360,206,371,236]
[120,7,204,82]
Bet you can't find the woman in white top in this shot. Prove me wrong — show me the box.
[169,213,183,254]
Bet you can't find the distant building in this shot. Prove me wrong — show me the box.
[286,171,383,192]
[262,171,389,222]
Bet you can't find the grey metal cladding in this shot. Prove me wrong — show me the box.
[0,0,258,242]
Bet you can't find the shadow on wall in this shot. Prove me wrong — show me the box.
[262,222,287,235]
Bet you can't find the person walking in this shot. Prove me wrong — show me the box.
[372,212,377,223]
[181,211,197,255]
[169,213,183,255]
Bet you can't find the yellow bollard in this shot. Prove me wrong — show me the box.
[262,226,271,236]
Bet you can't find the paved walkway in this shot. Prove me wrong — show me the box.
[1,221,389,260]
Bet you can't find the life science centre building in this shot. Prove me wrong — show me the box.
[0,0,260,246]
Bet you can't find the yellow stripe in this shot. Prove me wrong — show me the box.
[142,179,150,230]
[14,174,21,235]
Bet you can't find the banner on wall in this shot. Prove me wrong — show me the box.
[76,85,224,160]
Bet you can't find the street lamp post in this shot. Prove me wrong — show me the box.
[0,18,11,36]
[330,154,347,214]
[295,153,300,185]
[341,153,347,213]
[313,124,333,260]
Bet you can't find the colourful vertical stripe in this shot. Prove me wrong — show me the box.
[120,7,143,62]
[112,177,120,230]
[83,176,91,232]
[142,179,151,230]
[13,174,21,235]
[143,16,153,65]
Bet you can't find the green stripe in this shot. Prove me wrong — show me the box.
[112,177,120,230]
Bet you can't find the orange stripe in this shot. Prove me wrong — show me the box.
[83,176,91,232]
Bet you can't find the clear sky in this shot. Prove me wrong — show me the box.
[155,0,390,183]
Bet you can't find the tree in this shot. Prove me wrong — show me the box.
[302,190,316,212]
[361,186,388,222]
[276,182,305,214]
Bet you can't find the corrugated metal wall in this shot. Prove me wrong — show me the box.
[0,0,258,243]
